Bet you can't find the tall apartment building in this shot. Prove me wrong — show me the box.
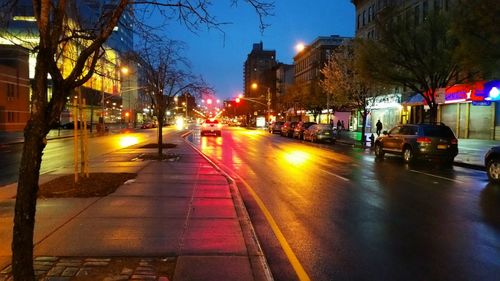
[353,0,455,39]
[293,35,351,119]
[275,63,294,113]
[243,42,277,115]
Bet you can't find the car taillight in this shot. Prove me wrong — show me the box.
[451,138,458,145]
[417,137,432,144]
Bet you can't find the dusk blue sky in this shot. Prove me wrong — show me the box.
[164,1,355,100]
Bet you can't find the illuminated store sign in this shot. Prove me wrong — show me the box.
[484,80,500,101]
[445,81,494,104]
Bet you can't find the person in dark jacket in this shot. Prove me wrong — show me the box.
[376,119,383,136]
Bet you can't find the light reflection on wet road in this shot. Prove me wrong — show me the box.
[191,126,500,281]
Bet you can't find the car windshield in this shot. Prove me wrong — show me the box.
[304,122,316,128]
[317,124,332,130]
[422,126,455,138]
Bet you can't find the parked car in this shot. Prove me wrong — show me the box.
[201,119,222,136]
[485,146,500,184]
[268,121,285,134]
[281,121,298,137]
[374,123,458,164]
[303,124,336,143]
[293,121,317,140]
[140,122,156,129]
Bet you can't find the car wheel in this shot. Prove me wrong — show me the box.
[403,146,414,163]
[487,158,500,183]
[375,143,385,158]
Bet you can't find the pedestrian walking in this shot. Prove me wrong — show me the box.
[341,120,345,130]
[337,120,342,131]
[376,119,383,136]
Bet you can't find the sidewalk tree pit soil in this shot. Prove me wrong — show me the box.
[37,173,137,198]
[139,143,177,149]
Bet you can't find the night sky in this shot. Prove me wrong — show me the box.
[157,1,355,100]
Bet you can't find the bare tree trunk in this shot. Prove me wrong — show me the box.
[157,111,165,156]
[429,104,438,123]
[361,108,369,147]
[157,121,163,156]
[12,49,51,281]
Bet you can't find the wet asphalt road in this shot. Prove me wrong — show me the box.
[191,126,500,281]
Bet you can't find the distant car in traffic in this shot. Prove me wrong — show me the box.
[485,146,500,183]
[374,123,458,164]
[303,124,336,143]
[140,122,156,129]
[61,121,90,129]
[268,121,284,134]
[293,121,316,140]
[281,121,298,137]
[201,119,222,136]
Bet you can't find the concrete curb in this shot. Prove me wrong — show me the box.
[181,133,274,281]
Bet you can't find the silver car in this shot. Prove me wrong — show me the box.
[303,124,336,143]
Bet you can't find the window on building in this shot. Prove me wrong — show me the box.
[363,10,366,26]
[423,0,429,21]
[7,84,15,99]
[434,0,441,11]
[357,14,361,30]
[7,112,14,122]
[414,5,420,26]
[368,7,372,22]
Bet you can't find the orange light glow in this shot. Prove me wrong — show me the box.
[118,136,139,148]
[283,151,310,166]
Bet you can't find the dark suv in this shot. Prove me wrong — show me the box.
[485,146,500,183]
[374,123,458,164]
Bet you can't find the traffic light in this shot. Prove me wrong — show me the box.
[125,111,130,117]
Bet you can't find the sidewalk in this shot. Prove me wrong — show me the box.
[336,130,499,168]
[0,132,272,281]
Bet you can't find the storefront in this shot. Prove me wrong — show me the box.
[366,94,403,133]
[439,81,499,140]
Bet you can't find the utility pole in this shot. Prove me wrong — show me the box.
[185,93,188,119]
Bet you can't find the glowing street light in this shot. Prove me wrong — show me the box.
[295,42,305,53]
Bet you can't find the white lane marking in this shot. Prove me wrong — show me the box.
[409,169,465,183]
[321,169,350,182]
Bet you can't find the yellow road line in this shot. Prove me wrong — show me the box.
[237,176,312,281]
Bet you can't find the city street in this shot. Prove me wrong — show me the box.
[189,126,500,281]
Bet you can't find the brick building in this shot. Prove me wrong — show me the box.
[0,45,30,132]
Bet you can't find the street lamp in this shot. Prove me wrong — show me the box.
[250,83,272,122]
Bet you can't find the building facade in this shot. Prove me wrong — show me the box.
[0,0,136,131]
[351,0,500,140]
[275,63,294,118]
[0,45,29,131]
[293,35,351,123]
[243,42,277,119]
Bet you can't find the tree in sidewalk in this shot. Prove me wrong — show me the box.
[321,41,380,144]
[356,9,475,122]
[0,0,273,279]
[126,39,207,156]
[452,0,500,77]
